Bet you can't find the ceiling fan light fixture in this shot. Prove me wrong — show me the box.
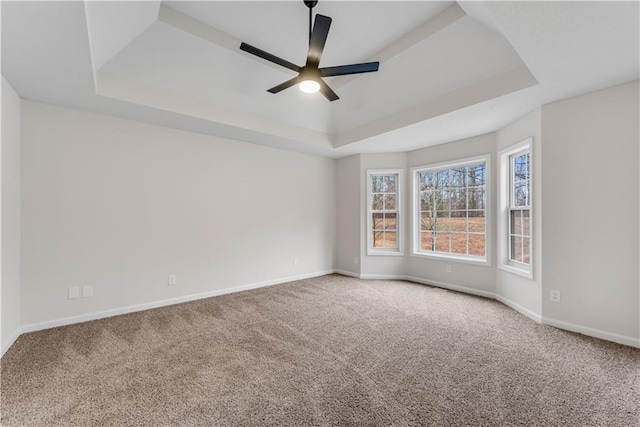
[299,79,320,93]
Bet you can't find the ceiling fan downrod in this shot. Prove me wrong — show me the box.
[304,0,318,43]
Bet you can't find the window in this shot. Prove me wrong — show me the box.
[367,170,402,255]
[499,139,532,277]
[412,156,489,263]
[509,151,530,264]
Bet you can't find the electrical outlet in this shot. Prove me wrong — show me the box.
[168,275,177,286]
[82,285,93,298]
[293,258,299,267]
[354,257,359,265]
[445,265,452,273]
[550,289,561,302]
[68,286,80,300]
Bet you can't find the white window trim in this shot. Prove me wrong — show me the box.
[366,169,404,256]
[498,138,532,279]
[410,154,492,266]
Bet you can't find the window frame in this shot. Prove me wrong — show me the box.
[366,169,404,256]
[410,155,491,265]
[498,138,533,278]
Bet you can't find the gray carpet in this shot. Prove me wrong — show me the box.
[1,274,639,426]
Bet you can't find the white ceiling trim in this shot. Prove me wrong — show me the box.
[334,64,538,148]
[157,5,249,65]
[95,69,333,151]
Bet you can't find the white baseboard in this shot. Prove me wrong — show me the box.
[404,275,496,300]
[19,270,334,336]
[359,273,406,280]
[335,271,407,280]
[542,317,640,348]
[1,328,23,358]
[495,295,542,323]
[333,269,360,278]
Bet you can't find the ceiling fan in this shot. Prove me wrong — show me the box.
[239,0,379,102]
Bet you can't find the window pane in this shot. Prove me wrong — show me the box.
[512,152,530,207]
[469,234,486,257]
[449,214,467,232]
[383,232,397,248]
[468,216,485,233]
[511,210,522,235]
[421,231,434,251]
[435,212,451,232]
[419,212,429,231]
[523,237,531,264]
[441,190,452,210]
[451,233,467,254]
[522,209,530,237]
[449,168,466,188]
[467,165,485,186]
[384,213,397,230]
[372,231,384,248]
[372,194,383,210]
[383,194,397,211]
[510,235,522,262]
[469,188,485,210]
[435,232,451,253]
[384,175,396,192]
[514,182,528,207]
[420,191,433,211]
[372,213,384,230]
[436,169,450,186]
[450,190,467,210]
[420,173,434,191]
[371,175,383,193]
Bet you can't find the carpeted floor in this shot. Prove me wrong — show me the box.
[1,274,639,426]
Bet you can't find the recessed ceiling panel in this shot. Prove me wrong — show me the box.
[101,2,535,144]
[102,21,333,133]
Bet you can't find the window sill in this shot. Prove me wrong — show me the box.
[411,251,490,266]
[367,249,404,257]
[498,263,532,279]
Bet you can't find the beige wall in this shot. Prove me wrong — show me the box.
[541,81,639,341]
[336,154,361,275]
[495,108,542,318]
[20,101,336,326]
[1,76,22,354]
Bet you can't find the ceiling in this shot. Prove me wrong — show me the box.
[2,1,638,158]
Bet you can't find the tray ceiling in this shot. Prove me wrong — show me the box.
[2,1,638,157]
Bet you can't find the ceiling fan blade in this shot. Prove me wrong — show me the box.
[267,76,302,94]
[240,42,301,72]
[318,79,339,101]
[320,62,379,77]
[306,14,332,68]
